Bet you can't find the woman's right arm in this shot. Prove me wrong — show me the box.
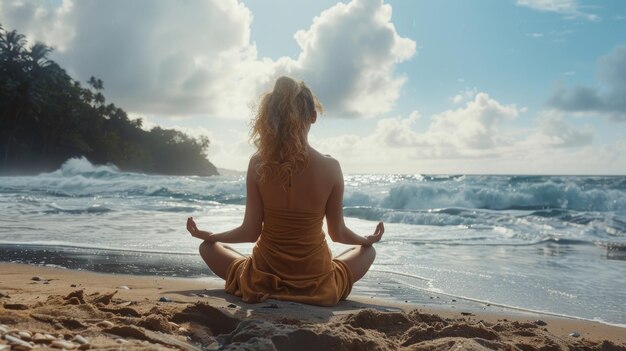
[325,159,384,246]
[186,156,263,243]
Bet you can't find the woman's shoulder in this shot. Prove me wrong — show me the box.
[246,153,261,179]
[309,148,341,172]
[248,153,265,170]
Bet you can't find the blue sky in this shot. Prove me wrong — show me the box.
[1,0,625,174]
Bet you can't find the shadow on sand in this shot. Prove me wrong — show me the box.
[163,288,403,323]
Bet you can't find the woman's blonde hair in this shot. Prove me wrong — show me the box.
[250,76,323,186]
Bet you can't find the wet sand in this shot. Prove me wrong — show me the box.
[1,263,624,350]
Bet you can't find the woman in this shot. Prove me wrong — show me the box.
[186,76,384,306]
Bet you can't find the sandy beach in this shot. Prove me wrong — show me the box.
[0,263,624,350]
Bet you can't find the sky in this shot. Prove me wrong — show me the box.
[1,0,625,174]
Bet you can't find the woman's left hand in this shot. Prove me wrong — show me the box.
[364,221,385,246]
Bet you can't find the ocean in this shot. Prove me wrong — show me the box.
[1,157,625,326]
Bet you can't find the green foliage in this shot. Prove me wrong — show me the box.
[0,25,218,176]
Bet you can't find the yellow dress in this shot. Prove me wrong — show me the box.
[224,205,354,306]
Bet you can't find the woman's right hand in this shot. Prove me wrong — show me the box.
[187,217,213,240]
[187,217,200,237]
[364,222,384,246]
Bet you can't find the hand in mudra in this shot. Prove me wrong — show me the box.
[186,217,203,239]
[365,222,384,246]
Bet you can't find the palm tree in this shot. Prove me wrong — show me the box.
[1,28,29,165]
[27,42,52,70]
[0,28,27,63]
[0,28,54,165]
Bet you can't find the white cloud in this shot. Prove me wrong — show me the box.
[526,32,544,38]
[0,0,415,119]
[1,0,269,117]
[308,92,617,174]
[362,92,520,155]
[523,110,593,148]
[0,0,74,51]
[516,0,600,21]
[424,93,520,150]
[450,87,478,104]
[549,45,626,121]
[408,110,421,120]
[177,90,617,174]
[65,0,272,118]
[374,113,422,148]
[275,0,416,117]
[309,92,520,171]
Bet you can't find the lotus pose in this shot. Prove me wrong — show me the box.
[186,76,384,306]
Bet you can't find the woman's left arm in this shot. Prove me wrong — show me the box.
[186,157,263,243]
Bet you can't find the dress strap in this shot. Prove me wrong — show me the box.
[286,171,293,209]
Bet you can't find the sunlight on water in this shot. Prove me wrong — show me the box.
[1,158,625,324]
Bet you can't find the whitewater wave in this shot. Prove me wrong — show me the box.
[3,158,625,215]
[339,173,626,233]
[1,157,243,201]
[343,204,625,234]
[49,157,121,177]
[44,203,113,214]
[2,158,625,239]
[372,182,626,212]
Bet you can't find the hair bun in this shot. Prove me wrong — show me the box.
[273,76,301,100]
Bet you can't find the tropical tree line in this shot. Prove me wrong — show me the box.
[0,25,218,176]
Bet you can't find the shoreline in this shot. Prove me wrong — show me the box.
[1,263,625,350]
[3,241,626,328]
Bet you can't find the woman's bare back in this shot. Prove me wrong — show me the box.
[257,147,338,213]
